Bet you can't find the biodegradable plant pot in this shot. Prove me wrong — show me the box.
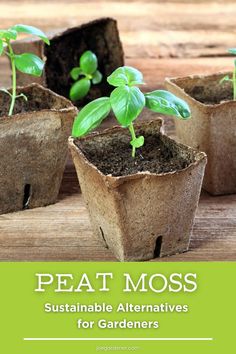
[13,18,124,107]
[69,119,206,261]
[0,83,77,215]
[166,71,236,195]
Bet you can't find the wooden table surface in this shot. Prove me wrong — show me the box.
[0,0,236,261]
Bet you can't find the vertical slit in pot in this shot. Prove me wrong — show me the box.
[23,184,31,209]
[154,236,163,258]
[99,227,109,249]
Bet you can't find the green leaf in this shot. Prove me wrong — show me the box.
[107,66,144,87]
[110,86,145,127]
[0,40,3,56]
[228,48,236,55]
[70,67,82,81]
[130,135,144,148]
[14,53,45,77]
[11,24,50,45]
[220,75,232,84]
[80,51,97,75]
[92,70,102,84]
[72,97,111,137]
[0,29,17,40]
[145,90,191,119]
[69,78,91,101]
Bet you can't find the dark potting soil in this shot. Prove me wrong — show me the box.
[0,86,70,118]
[189,85,232,105]
[76,129,195,176]
[182,75,233,105]
[45,18,123,107]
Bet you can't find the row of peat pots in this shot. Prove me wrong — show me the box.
[0,17,233,262]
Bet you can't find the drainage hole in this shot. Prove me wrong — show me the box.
[154,236,163,258]
[99,227,109,249]
[23,184,31,209]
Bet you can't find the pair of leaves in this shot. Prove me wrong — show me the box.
[0,24,49,76]
[72,66,191,138]
[0,24,49,44]
[107,66,144,87]
[219,48,236,86]
[70,51,102,101]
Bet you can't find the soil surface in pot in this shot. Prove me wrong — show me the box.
[76,129,196,176]
[180,75,233,105]
[189,85,232,105]
[0,86,69,118]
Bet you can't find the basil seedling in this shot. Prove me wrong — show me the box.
[220,48,236,100]
[69,50,102,101]
[72,66,191,158]
[0,24,49,116]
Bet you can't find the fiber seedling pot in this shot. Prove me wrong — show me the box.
[13,18,124,107]
[0,83,77,215]
[166,72,236,195]
[69,119,206,261]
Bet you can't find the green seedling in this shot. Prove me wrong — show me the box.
[69,50,102,101]
[220,48,236,100]
[0,24,49,116]
[72,66,191,158]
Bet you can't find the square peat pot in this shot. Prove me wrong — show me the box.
[0,83,77,215]
[166,72,236,195]
[13,18,124,107]
[69,119,206,261]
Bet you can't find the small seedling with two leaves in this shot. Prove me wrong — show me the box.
[0,24,50,116]
[72,66,191,158]
[220,48,236,100]
[69,50,102,101]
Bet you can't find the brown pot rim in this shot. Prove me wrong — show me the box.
[47,17,119,41]
[69,119,207,184]
[14,17,120,44]
[165,71,236,108]
[0,83,77,123]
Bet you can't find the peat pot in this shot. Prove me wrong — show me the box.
[69,119,206,261]
[0,83,77,215]
[166,72,236,195]
[13,18,124,107]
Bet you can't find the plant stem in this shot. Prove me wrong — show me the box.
[7,41,17,116]
[129,123,136,158]
[233,60,236,101]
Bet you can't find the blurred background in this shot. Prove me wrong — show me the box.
[0,0,234,90]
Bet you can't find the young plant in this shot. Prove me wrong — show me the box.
[72,66,191,158]
[0,24,49,116]
[69,50,102,101]
[220,48,236,100]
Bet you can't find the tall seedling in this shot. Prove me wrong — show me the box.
[0,24,49,115]
[220,48,236,100]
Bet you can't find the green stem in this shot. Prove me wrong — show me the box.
[233,61,236,101]
[129,123,136,158]
[7,41,17,116]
